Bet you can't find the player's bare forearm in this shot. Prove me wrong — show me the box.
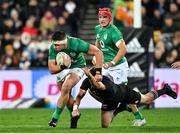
[74,90,86,106]
[113,41,127,63]
[48,60,62,74]
[87,44,103,68]
[94,50,103,68]
[72,90,85,117]
[87,72,106,90]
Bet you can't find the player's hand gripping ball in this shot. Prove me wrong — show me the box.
[56,52,71,68]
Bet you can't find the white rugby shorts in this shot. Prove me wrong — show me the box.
[102,61,129,84]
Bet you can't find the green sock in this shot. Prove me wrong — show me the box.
[67,107,73,118]
[52,107,63,120]
[133,111,144,120]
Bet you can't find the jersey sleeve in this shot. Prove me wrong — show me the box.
[76,38,90,53]
[111,26,124,47]
[102,76,113,89]
[48,44,56,60]
[80,78,91,91]
[95,25,101,47]
[95,25,98,37]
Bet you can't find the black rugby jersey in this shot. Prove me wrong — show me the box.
[80,76,127,103]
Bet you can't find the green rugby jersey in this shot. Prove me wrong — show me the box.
[48,36,90,68]
[95,24,127,65]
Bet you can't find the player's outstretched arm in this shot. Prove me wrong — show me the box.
[72,89,86,117]
[84,68,106,90]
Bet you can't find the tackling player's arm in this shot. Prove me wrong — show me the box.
[83,68,106,90]
[87,72,106,90]
[72,89,86,117]
[73,89,86,109]
[72,78,90,117]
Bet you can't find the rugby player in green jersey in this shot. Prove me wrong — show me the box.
[48,30,103,128]
[94,8,146,126]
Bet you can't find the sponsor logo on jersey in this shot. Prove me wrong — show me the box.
[127,38,145,53]
[128,62,145,77]
[69,52,76,57]
[104,34,107,40]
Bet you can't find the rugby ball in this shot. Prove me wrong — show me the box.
[56,52,71,68]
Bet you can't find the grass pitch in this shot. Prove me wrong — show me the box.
[0,108,180,133]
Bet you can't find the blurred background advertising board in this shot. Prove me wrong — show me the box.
[0,70,100,109]
[154,69,180,108]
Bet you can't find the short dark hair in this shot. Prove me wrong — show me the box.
[51,31,66,41]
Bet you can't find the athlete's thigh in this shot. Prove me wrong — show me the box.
[62,72,81,91]
[101,103,118,127]
[101,110,113,127]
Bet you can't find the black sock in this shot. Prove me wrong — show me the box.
[67,107,73,118]
[150,88,166,100]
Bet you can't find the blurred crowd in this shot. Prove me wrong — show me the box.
[113,0,180,68]
[0,0,179,70]
[0,0,86,69]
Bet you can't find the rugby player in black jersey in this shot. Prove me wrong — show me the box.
[71,67,177,128]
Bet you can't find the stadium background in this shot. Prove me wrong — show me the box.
[0,0,180,132]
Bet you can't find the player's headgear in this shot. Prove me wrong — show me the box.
[51,30,67,45]
[98,8,112,22]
